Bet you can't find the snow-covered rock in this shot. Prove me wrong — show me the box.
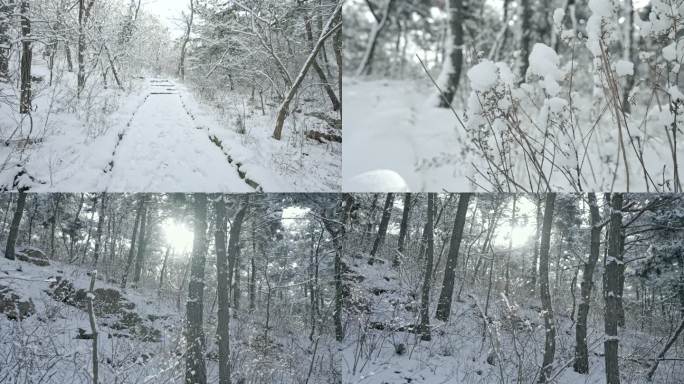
[346,169,410,192]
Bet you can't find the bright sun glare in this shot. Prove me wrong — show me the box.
[492,198,537,249]
[494,223,536,249]
[162,219,194,253]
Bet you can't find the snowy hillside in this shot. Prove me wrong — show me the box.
[1,252,183,383]
[342,250,684,384]
[341,193,684,384]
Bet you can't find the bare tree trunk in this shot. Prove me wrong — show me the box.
[272,2,342,140]
[26,196,36,246]
[604,193,623,384]
[216,196,247,384]
[227,201,248,321]
[456,201,481,301]
[67,194,85,261]
[322,193,353,343]
[361,194,379,248]
[80,204,97,263]
[65,43,74,73]
[233,248,241,318]
[569,265,579,325]
[308,228,316,340]
[249,220,256,312]
[121,197,143,289]
[87,271,99,384]
[302,4,340,111]
[369,193,394,263]
[4,191,27,260]
[333,4,342,116]
[78,0,96,98]
[617,227,626,327]
[19,0,31,114]
[185,194,207,384]
[178,0,194,81]
[530,196,543,292]
[50,194,61,258]
[158,247,170,296]
[435,193,471,321]
[437,0,464,107]
[48,40,56,86]
[263,261,272,341]
[103,45,124,91]
[92,193,106,267]
[483,253,495,321]
[574,192,601,374]
[538,193,556,383]
[472,206,501,283]
[1,195,14,239]
[622,0,636,113]
[518,0,533,82]
[394,193,411,267]
[0,2,12,80]
[504,195,517,297]
[132,197,148,286]
[109,209,119,269]
[419,193,435,341]
[356,0,395,76]
[647,317,684,381]
[496,0,512,61]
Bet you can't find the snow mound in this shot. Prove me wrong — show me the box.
[345,169,410,192]
[468,60,500,92]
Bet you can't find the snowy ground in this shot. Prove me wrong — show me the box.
[343,77,472,192]
[0,253,183,384]
[341,253,684,384]
[102,79,251,192]
[185,84,343,193]
[0,63,341,192]
[0,251,337,384]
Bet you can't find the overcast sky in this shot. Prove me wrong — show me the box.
[143,0,190,36]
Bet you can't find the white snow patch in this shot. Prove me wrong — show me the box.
[496,62,516,86]
[614,60,634,77]
[467,60,499,92]
[528,43,564,96]
[548,97,567,113]
[346,169,410,192]
[553,8,565,29]
[668,86,684,102]
[586,0,615,56]
[663,41,678,62]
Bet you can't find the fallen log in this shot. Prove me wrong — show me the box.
[306,130,341,144]
[304,111,342,130]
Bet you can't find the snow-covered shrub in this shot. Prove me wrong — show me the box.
[635,1,684,186]
[463,59,519,189]
[464,46,576,191]
[461,0,684,192]
[234,112,246,134]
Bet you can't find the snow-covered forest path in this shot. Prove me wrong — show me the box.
[0,76,262,192]
[101,79,252,192]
